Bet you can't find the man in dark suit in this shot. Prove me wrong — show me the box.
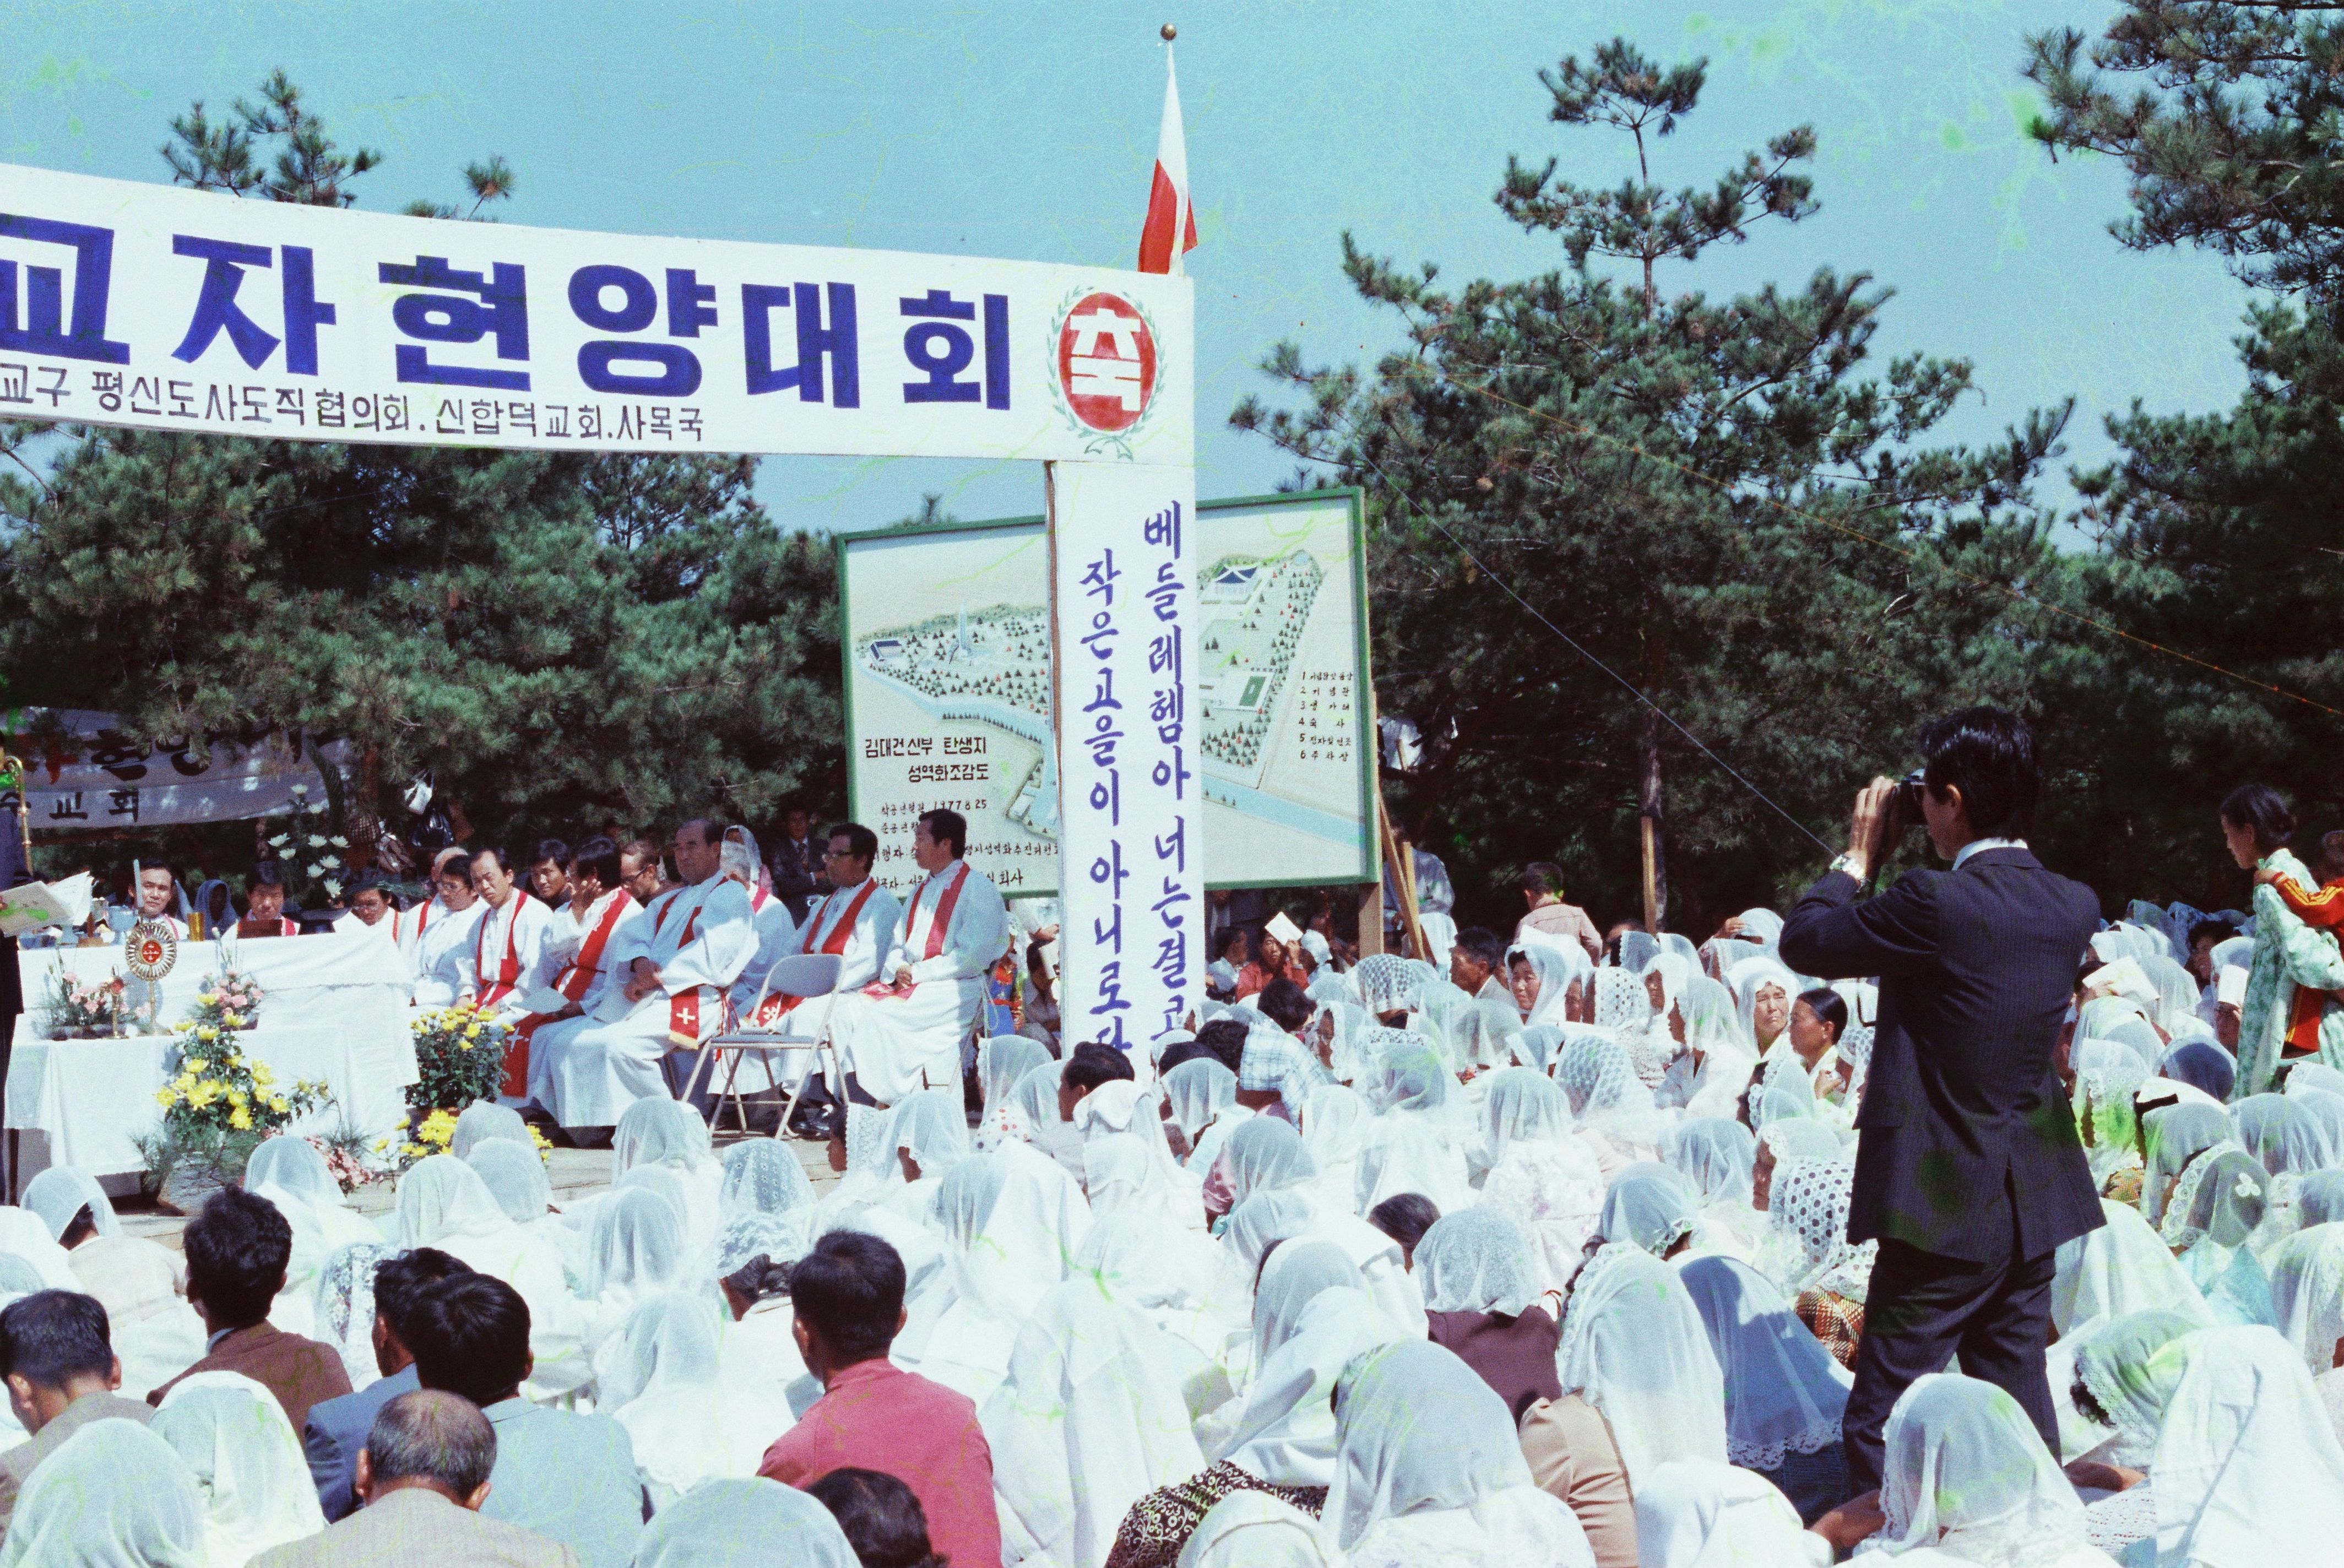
[1780,707,2102,1499]
[303,1247,474,1521]
[767,805,827,924]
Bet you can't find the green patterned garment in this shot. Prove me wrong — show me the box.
[2236,849,2344,1097]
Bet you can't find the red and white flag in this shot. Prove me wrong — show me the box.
[1137,47,1198,275]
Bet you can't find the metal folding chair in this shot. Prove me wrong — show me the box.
[679,952,846,1135]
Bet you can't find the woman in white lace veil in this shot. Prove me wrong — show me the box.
[891,1151,1080,1402]
[2050,1198,2215,1341]
[1727,957,1800,1059]
[1473,1071,1603,1297]
[1554,1243,1728,1489]
[1676,1256,1848,1525]
[310,1239,395,1390]
[1593,1163,1700,1260]
[630,1477,859,1568]
[578,1184,694,1359]
[1509,941,1590,1031]
[2140,1101,2234,1226]
[715,1138,816,1243]
[396,1155,580,1385]
[240,1139,377,1299]
[713,1211,809,1413]
[599,1290,776,1508]
[1551,1029,1664,1175]
[2267,1223,2344,1445]
[1298,1083,1374,1216]
[1352,1044,1473,1216]
[1667,1117,1764,1261]
[24,1164,185,1329]
[1321,1341,1593,1568]
[1866,1372,2115,1567]
[449,1100,531,1159]
[1632,1460,1811,1568]
[151,1369,328,1568]
[974,1035,1051,1151]
[1761,1157,1873,1369]
[2144,1326,2344,1567]
[0,1418,205,1568]
[610,1098,724,1255]
[2162,1147,2275,1327]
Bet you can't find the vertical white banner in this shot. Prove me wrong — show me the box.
[1049,460,1201,1066]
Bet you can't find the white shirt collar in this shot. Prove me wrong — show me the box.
[1953,837,2028,870]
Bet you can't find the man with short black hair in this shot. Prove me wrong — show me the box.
[149,1187,351,1428]
[408,1274,641,1568]
[528,839,571,907]
[1782,706,2102,1500]
[769,804,827,924]
[411,851,487,1007]
[243,860,299,936]
[1193,1018,1250,1076]
[1448,926,1509,1003]
[342,873,397,934]
[256,1388,579,1568]
[826,807,1008,1117]
[1366,1193,1441,1269]
[469,845,554,1030]
[1056,1040,1136,1124]
[122,861,188,941]
[302,1247,474,1521]
[758,1231,999,1568]
[1234,979,1333,1114]
[517,838,642,1111]
[0,1289,151,1528]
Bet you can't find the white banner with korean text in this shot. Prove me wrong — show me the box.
[1049,461,1200,1064]
[0,709,347,831]
[0,161,1192,464]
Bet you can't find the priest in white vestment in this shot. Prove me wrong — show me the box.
[519,837,640,1111]
[468,847,555,1022]
[394,844,466,962]
[737,821,901,1029]
[826,808,1008,1108]
[410,852,487,1008]
[530,818,758,1133]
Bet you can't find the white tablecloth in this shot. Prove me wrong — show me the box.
[9,930,417,1174]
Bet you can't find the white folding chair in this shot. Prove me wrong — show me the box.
[680,952,847,1135]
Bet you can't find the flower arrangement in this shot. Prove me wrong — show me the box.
[264,782,350,906]
[407,1003,513,1115]
[37,962,122,1038]
[384,1105,553,1168]
[182,968,264,1034]
[311,1132,390,1193]
[153,1042,330,1138]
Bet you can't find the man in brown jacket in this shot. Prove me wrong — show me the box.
[147,1185,350,1430]
[0,1288,154,1531]
[255,1388,577,1567]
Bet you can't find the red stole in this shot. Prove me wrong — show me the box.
[862,863,969,1001]
[749,880,878,1026]
[658,891,708,1048]
[508,891,638,1092]
[474,895,531,1010]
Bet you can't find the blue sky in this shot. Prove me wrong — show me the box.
[2,0,2251,536]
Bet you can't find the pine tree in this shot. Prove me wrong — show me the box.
[2024,4,2344,897]
[1236,37,2075,930]
[0,73,843,878]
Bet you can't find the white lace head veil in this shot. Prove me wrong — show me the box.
[152,1369,325,1564]
[979,1035,1051,1119]
[1163,1057,1239,1140]
[717,1138,817,1233]
[1478,1067,1573,1171]
[1597,1163,1701,1258]
[613,1098,715,1176]
[1222,1117,1318,1206]
[23,1165,120,1241]
[1668,1119,1756,1206]
[2048,1198,2214,1337]
[631,1476,860,1568]
[1553,1029,1654,1126]
[2270,1223,2344,1381]
[1352,954,1425,1015]
[2,1418,205,1568]
[1555,1242,1729,1486]
[242,1136,347,1223]
[1676,1256,1847,1473]
[887,1086,974,1178]
[1871,1373,2089,1564]
[2069,1309,2202,1466]
[2141,1101,2232,1224]
[2299,1169,2344,1228]
[393,1154,514,1247]
[464,1138,552,1225]
[583,1185,689,1300]
[2147,1324,2344,1564]
[1508,942,1589,1031]
[1219,1242,1383,1491]
[1224,1189,1322,1276]
[1756,1119,1841,1169]
[310,1240,393,1384]
[449,1101,531,1160]
[1767,1156,1874,1303]
[1322,1340,1539,1552]
[1414,1206,1539,1316]
[715,1211,806,1282]
[1632,1458,1813,1568]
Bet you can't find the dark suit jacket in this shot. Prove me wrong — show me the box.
[1779,846,2104,1263]
[768,834,825,923]
[149,1320,352,1433]
[303,1363,419,1522]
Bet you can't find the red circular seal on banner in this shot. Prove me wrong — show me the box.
[1055,293,1157,433]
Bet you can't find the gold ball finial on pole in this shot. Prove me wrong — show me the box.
[1160,23,1177,41]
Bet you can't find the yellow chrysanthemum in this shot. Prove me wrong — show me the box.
[153,1088,177,1107]
[196,1026,218,1043]
[268,1095,289,1114]
[227,1106,253,1131]
[251,1062,275,1087]
[186,1056,209,1072]
[462,1024,481,1040]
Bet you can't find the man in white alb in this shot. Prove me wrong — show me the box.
[394,845,466,962]
[735,821,899,1030]
[409,853,486,1008]
[530,818,757,1136]
[120,862,189,940]
[518,837,639,1116]
[467,847,553,1018]
[825,808,1007,1110]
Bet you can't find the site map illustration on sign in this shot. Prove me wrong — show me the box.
[842,489,1374,898]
